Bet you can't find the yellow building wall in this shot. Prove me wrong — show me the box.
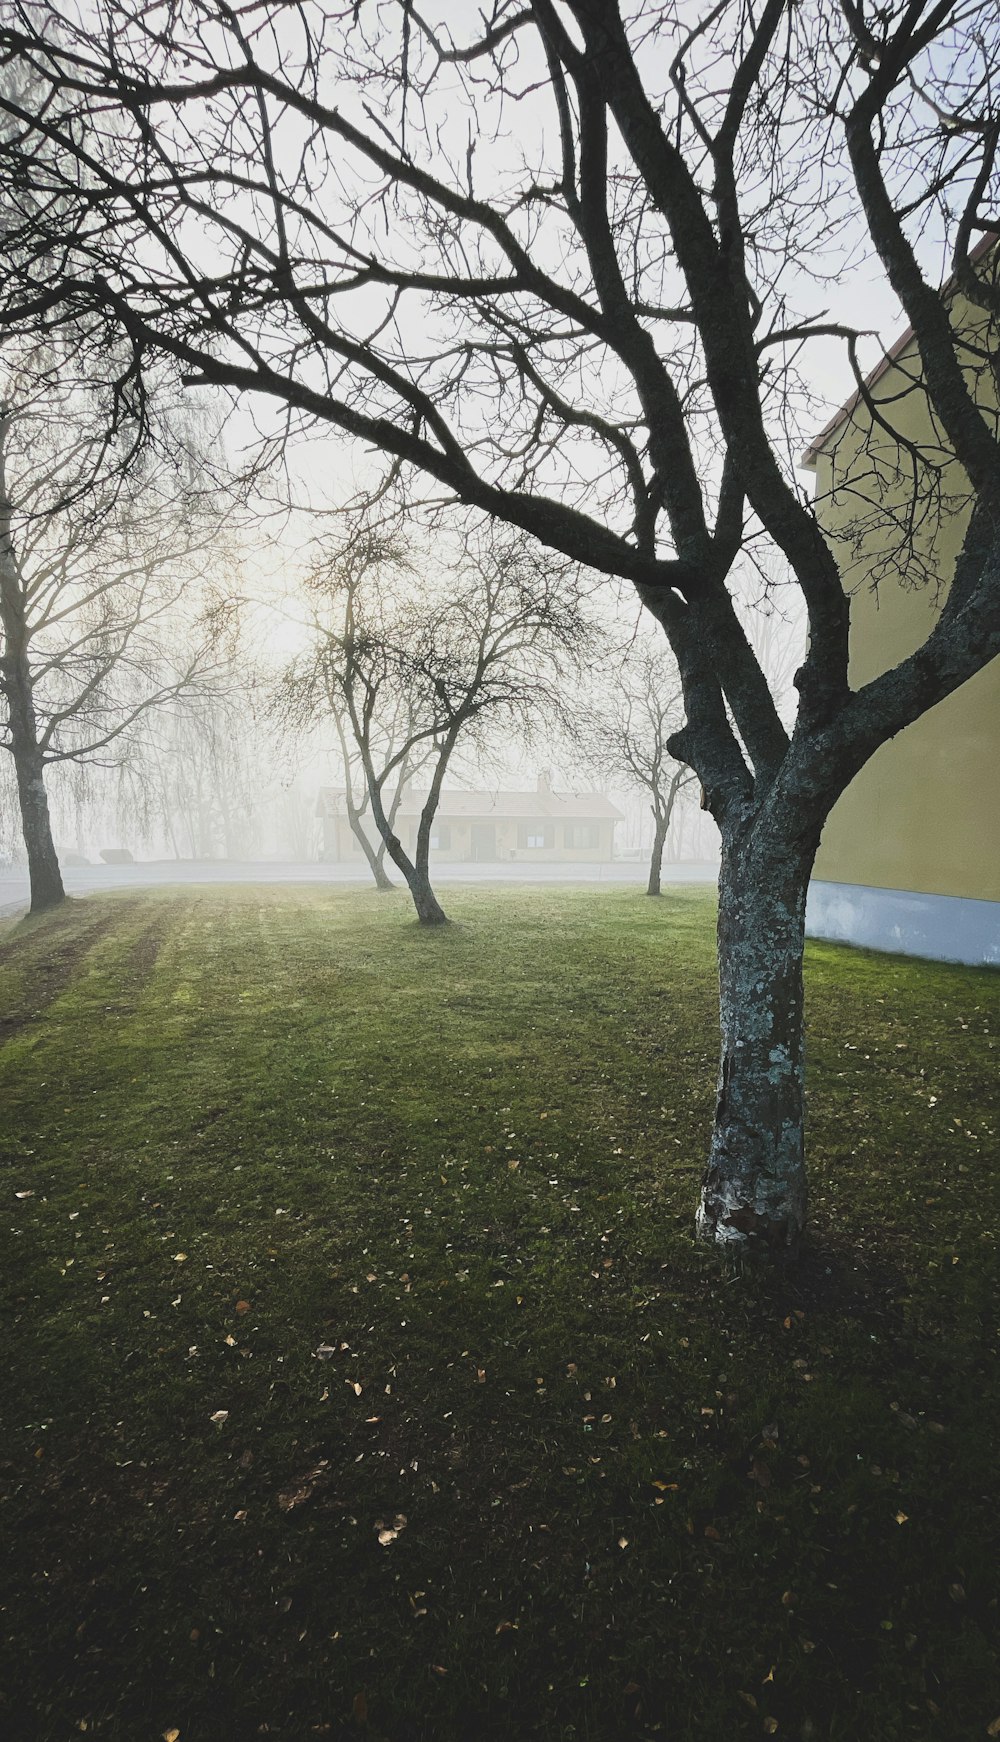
[811,283,1000,902]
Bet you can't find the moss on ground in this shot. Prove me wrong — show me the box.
[0,883,998,1741]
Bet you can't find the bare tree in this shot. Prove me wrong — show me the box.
[3,2,999,1253]
[298,524,589,924]
[124,676,268,863]
[0,356,227,912]
[581,640,697,896]
[285,532,432,894]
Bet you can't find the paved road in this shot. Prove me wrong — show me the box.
[0,857,719,918]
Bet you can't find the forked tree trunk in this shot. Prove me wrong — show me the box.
[696,835,815,1258]
[364,771,450,925]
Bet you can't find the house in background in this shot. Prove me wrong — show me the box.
[802,238,1000,966]
[318,774,622,865]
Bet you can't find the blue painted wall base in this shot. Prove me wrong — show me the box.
[806,880,1000,968]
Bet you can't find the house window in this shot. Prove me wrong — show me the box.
[517,822,554,849]
[564,821,600,850]
[430,821,451,850]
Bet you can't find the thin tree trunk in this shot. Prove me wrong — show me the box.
[347,803,394,889]
[647,768,690,896]
[370,843,394,890]
[372,838,393,888]
[696,834,814,1258]
[0,510,65,915]
[646,811,668,896]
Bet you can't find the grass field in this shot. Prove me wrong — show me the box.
[1,882,998,1742]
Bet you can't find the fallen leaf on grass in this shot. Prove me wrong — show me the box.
[986,1718,1000,1738]
[14,1190,34,1199]
[278,1486,313,1513]
[235,1300,250,1315]
[376,1513,407,1545]
[278,1460,330,1512]
[209,1410,229,1427]
[163,1730,181,1742]
[172,1253,187,1264]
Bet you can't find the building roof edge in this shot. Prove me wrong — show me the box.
[799,230,999,469]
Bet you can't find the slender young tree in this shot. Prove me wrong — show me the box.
[295,533,431,893]
[580,642,698,897]
[3,2,999,1250]
[325,704,406,893]
[300,525,588,924]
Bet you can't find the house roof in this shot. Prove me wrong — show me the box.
[800,231,999,468]
[317,785,623,821]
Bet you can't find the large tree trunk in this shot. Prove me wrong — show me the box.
[696,835,814,1259]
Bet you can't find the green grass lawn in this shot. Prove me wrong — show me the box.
[1,882,998,1742]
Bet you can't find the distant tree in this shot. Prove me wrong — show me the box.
[323,538,428,894]
[278,532,429,892]
[299,526,589,924]
[0,362,224,912]
[582,641,698,897]
[126,676,268,863]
